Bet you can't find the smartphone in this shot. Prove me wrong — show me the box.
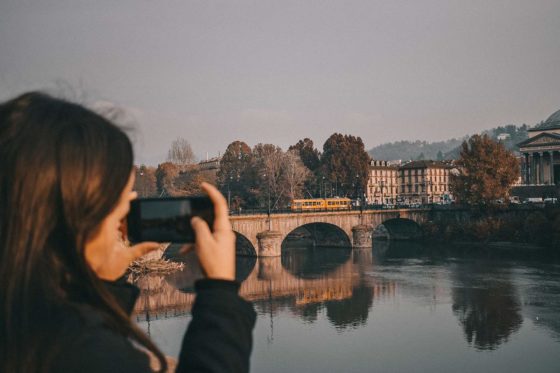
[127,196,214,244]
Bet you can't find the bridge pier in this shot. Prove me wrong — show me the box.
[257,257,283,279]
[256,230,282,257]
[352,225,373,249]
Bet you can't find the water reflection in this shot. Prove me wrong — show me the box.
[134,242,560,356]
[451,263,523,350]
[133,246,397,332]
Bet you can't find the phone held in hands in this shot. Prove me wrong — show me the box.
[127,196,214,244]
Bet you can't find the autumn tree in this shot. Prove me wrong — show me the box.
[252,143,285,209]
[216,141,254,208]
[167,137,196,170]
[289,138,321,172]
[450,134,520,206]
[155,162,180,196]
[289,138,322,197]
[133,165,157,197]
[321,133,371,199]
[175,169,216,196]
[281,150,312,202]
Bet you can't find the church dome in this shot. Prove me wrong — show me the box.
[530,108,560,131]
[545,109,560,125]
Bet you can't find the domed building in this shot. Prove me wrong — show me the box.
[518,108,560,185]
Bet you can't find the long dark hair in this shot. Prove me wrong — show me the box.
[0,92,167,372]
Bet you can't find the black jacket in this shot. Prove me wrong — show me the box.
[51,278,256,372]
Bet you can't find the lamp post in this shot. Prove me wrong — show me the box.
[263,173,271,230]
[227,175,233,210]
[322,176,326,199]
[334,176,338,197]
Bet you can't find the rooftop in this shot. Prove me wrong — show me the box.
[528,108,560,132]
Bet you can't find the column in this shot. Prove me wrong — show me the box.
[550,151,555,185]
[256,230,282,256]
[530,152,535,184]
[539,152,544,184]
[352,224,373,249]
[524,153,530,185]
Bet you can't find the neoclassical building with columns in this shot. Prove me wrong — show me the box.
[518,109,560,185]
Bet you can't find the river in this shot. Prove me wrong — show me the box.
[135,242,560,372]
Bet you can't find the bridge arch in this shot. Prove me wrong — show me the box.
[281,222,352,250]
[375,218,422,240]
[235,231,256,256]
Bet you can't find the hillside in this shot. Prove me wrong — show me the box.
[369,124,529,161]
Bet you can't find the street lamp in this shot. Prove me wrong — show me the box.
[322,176,326,199]
[227,175,233,210]
[334,176,338,197]
[263,173,271,230]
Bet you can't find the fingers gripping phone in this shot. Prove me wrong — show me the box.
[127,196,214,244]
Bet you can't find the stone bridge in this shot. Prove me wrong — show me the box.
[230,209,430,256]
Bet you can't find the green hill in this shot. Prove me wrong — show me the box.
[369,124,529,161]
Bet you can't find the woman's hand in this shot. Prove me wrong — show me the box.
[189,182,236,281]
[94,240,160,281]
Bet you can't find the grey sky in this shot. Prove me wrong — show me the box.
[1,0,559,165]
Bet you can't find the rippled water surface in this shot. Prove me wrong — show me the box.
[136,242,560,373]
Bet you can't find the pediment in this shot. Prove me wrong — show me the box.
[518,133,560,148]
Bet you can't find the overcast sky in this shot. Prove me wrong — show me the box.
[1,0,559,165]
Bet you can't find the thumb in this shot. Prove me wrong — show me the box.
[130,242,160,260]
[191,216,213,244]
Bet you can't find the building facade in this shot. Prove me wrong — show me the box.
[366,160,399,204]
[398,160,452,204]
[518,109,560,186]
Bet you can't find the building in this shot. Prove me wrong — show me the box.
[398,160,452,204]
[366,160,399,205]
[518,108,560,185]
[198,156,221,171]
[497,133,511,141]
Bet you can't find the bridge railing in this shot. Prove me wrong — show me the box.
[229,204,432,216]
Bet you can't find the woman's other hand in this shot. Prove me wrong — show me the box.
[94,240,160,281]
[189,182,235,281]
[85,173,160,281]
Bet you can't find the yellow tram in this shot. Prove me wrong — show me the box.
[290,198,352,211]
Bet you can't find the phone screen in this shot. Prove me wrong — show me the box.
[127,196,214,243]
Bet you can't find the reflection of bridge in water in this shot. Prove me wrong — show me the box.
[133,250,398,323]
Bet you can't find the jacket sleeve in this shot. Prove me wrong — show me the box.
[176,279,257,373]
[51,326,153,373]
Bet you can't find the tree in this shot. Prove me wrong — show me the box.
[289,138,321,198]
[450,134,520,206]
[167,137,196,169]
[436,150,444,161]
[252,143,285,209]
[175,169,216,196]
[281,150,312,202]
[133,165,157,197]
[216,141,254,208]
[321,133,371,199]
[155,162,180,196]
[289,138,321,172]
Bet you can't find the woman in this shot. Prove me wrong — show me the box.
[0,92,255,372]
